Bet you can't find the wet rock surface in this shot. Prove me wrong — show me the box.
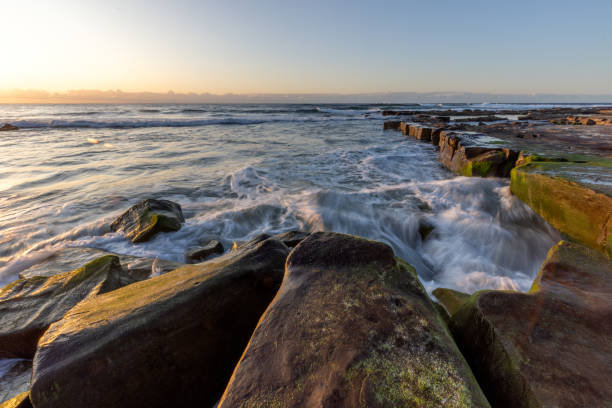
[110,199,185,243]
[30,237,290,408]
[219,232,490,408]
[450,241,612,408]
[0,392,31,408]
[0,360,31,405]
[185,240,224,263]
[0,255,133,358]
[18,247,183,281]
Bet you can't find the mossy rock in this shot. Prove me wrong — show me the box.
[432,288,470,316]
[219,232,490,408]
[110,199,185,243]
[510,160,612,258]
[0,392,31,408]
[0,255,132,358]
[450,241,612,407]
[30,237,290,408]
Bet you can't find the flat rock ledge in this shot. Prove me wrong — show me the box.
[110,199,185,243]
[449,241,612,407]
[219,232,489,408]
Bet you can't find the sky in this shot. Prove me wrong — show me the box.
[1,0,611,99]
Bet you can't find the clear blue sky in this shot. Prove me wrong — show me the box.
[2,0,611,94]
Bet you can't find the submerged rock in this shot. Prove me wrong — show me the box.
[438,131,518,177]
[219,232,490,408]
[30,237,290,408]
[450,241,612,407]
[0,392,31,408]
[0,360,31,404]
[0,255,133,358]
[511,158,612,258]
[185,240,224,263]
[110,199,185,243]
[0,124,19,132]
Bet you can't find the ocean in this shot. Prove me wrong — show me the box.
[0,103,565,293]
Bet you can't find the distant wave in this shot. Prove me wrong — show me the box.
[11,115,377,129]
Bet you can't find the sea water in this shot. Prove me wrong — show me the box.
[0,103,563,293]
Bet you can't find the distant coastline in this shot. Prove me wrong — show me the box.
[2,89,612,104]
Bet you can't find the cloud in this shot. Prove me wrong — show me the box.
[1,89,611,104]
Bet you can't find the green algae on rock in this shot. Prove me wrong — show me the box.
[450,241,612,408]
[0,255,133,358]
[30,237,290,408]
[0,392,31,408]
[110,199,185,243]
[219,232,490,408]
[510,159,612,258]
[432,288,470,317]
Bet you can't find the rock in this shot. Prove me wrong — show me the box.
[231,233,271,251]
[418,218,435,241]
[0,392,31,408]
[438,131,518,177]
[0,255,133,358]
[219,232,490,408]
[185,240,224,263]
[383,120,401,130]
[271,230,310,247]
[409,125,433,141]
[0,124,18,132]
[18,247,183,281]
[30,237,290,408]
[110,199,185,243]
[432,288,470,316]
[0,360,31,404]
[511,159,612,258]
[431,127,443,146]
[450,241,612,407]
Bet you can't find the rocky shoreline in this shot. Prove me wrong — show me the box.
[1,106,611,407]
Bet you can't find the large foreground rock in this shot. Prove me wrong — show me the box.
[219,232,489,407]
[450,241,612,407]
[0,255,133,358]
[511,159,612,258]
[30,237,290,408]
[439,131,518,177]
[110,199,185,243]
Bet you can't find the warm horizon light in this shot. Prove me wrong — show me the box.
[1,0,611,100]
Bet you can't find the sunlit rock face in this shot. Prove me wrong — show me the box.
[110,199,185,243]
[29,237,289,408]
[219,232,490,408]
[450,241,612,407]
[0,255,133,358]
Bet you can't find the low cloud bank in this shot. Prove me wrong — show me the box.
[1,89,612,104]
